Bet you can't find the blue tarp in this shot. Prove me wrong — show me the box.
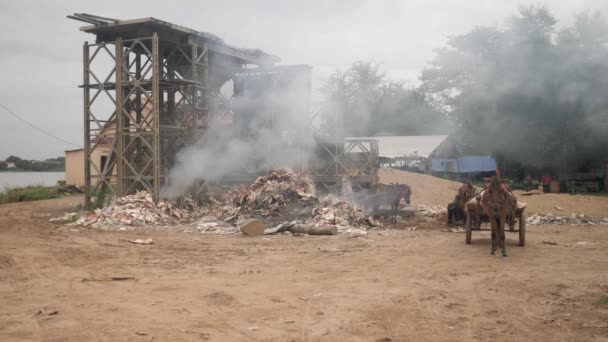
[457,156,497,173]
[431,156,497,173]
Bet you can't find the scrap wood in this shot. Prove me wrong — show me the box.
[239,219,266,236]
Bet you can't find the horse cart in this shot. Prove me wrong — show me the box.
[464,196,527,247]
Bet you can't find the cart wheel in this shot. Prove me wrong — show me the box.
[519,213,526,247]
[465,211,472,244]
[509,212,515,232]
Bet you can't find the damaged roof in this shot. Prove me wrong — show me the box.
[70,13,280,66]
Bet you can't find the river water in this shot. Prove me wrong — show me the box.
[0,172,65,188]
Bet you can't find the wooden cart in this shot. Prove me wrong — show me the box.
[464,197,527,247]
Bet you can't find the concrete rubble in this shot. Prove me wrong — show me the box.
[526,213,608,226]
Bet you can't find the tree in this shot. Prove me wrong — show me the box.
[6,155,22,163]
[322,61,449,137]
[421,5,608,175]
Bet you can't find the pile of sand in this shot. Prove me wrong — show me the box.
[378,168,465,206]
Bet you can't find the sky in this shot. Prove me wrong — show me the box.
[0,0,606,160]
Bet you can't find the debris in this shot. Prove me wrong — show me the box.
[82,191,198,228]
[343,228,368,237]
[192,216,238,234]
[527,213,608,226]
[416,205,447,218]
[283,320,296,324]
[247,325,258,331]
[265,221,337,235]
[223,169,316,226]
[309,195,381,230]
[37,307,59,316]
[541,241,559,245]
[49,212,78,223]
[57,184,84,193]
[583,322,608,328]
[449,228,465,233]
[555,206,564,211]
[82,277,136,282]
[239,219,266,236]
[125,238,154,245]
[135,331,148,336]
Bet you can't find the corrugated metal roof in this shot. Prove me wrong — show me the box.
[346,135,448,159]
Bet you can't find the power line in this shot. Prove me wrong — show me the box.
[0,103,82,148]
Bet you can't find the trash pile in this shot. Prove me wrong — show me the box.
[308,195,380,230]
[220,169,318,226]
[81,191,198,228]
[417,205,448,218]
[526,213,608,226]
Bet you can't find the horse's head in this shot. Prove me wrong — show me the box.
[399,184,412,205]
[485,176,511,214]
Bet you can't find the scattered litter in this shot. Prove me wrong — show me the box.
[283,320,296,324]
[135,331,148,336]
[82,277,136,282]
[554,206,564,211]
[417,205,447,218]
[49,212,78,223]
[527,213,608,226]
[247,325,258,331]
[583,322,608,328]
[449,228,465,233]
[574,241,594,246]
[124,238,154,245]
[541,241,559,245]
[37,307,59,316]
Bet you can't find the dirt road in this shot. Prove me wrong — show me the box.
[1,196,607,341]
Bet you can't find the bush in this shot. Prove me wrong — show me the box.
[0,186,62,204]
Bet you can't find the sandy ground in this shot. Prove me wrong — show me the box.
[1,195,608,341]
[379,168,608,218]
[378,168,463,206]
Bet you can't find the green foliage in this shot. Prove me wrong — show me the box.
[596,296,608,305]
[321,60,450,137]
[0,186,62,204]
[421,5,608,174]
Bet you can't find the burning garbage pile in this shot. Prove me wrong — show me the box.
[80,191,199,228]
[308,195,380,230]
[526,213,608,226]
[220,169,318,227]
[54,169,385,234]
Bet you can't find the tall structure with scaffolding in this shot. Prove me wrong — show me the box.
[70,13,279,205]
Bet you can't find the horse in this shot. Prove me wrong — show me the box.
[448,182,476,226]
[479,176,517,257]
[368,183,412,224]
